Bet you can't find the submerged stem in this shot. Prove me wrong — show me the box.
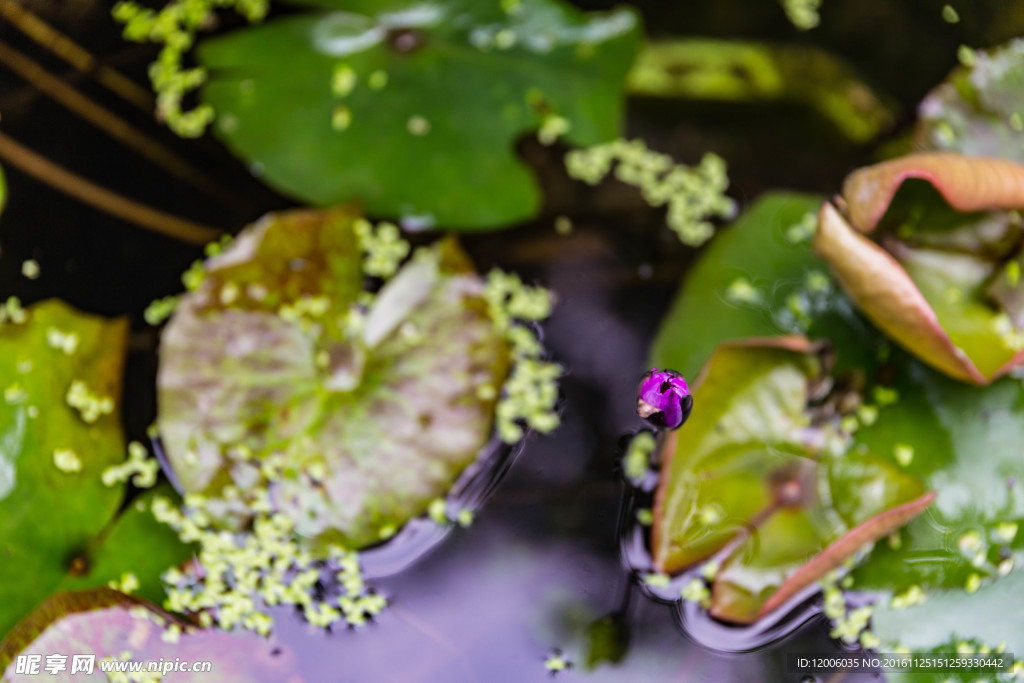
[0,0,153,111]
[0,40,243,208]
[0,131,221,244]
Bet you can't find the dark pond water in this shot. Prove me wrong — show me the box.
[4,0,1024,680]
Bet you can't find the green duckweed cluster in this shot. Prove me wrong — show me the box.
[680,578,710,608]
[112,0,268,137]
[483,270,561,442]
[821,571,879,649]
[144,296,180,325]
[0,296,27,326]
[622,431,656,483]
[679,562,718,609]
[354,218,411,278]
[65,379,114,423]
[102,441,160,488]
[544,650,571,673]
[153,493,385,635]
[565,139,735,246]
[21,259,40,280]
[785,211,818,245]
[46,326,80,355]
[52,448,83,474]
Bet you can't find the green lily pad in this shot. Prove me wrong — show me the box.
[916,39,1024,163]
[198,0,639,230]
[652,340,823,573]
[157,208,511,549]
[0,589,300,682]
[650,192,878,380]
[871,570,1024,683]
[843,359,1024,595]
[807,353,1024,679]
[652,341,933,624]
[0,301,190,638]
[57,485,195,605]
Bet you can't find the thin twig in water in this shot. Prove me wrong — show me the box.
[0,0,153,111]
[390,605,480,683]
[0,131,222,244]
[0,40,246,208]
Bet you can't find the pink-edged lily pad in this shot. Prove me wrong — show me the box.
[650,339,934,624]
[815,152,1024,384]
[0,589,300,682]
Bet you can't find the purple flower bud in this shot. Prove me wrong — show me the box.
[636,368,692,430]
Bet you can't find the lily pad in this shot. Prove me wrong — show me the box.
[157,207,511,548]
[650,192,878,380]
[871,570,1024,683]
[198,0,639,230]
[57,485,195,605]
[0,301,190,638]
[842,357,1024,595]
[0,589,300,682]
[651,340,933,624]
[916,39,1024,163]
[798,352,1024,679]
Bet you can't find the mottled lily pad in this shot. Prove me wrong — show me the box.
[198,0,639,230]
[815,154,1024,383]
[0,301,191,638]
[0,589,300,682]
[157,207,510,548]
[916,39,1024,163]
[651,340,933,624]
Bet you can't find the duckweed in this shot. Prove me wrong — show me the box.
[102,442,159,488]
[622,431,656,483]
[565,138,734,246]
[66,379,114,423]
[21,259,40,280]
[112,0,268,137]
[781,0,822,29]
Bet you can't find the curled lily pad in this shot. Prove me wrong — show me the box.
[0,589,300,681]
[157,208,511,548]
[198,0,639,229]
[651,339,933,624]
[916,39,1024,163]
[815,153,1024,383]
[839,153,1024,235]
